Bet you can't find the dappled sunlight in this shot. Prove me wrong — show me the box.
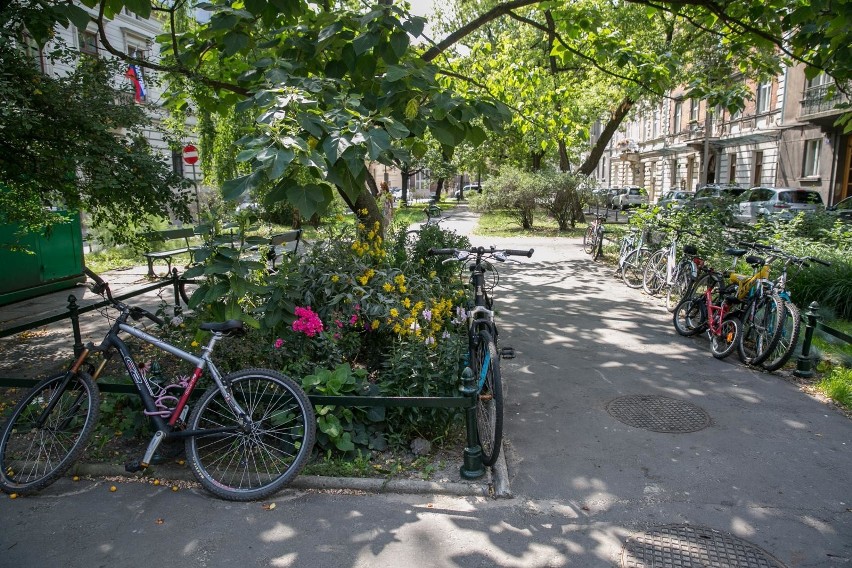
[800,515,836,534]
[783,419,809,429]
[260,522,297,542]
[269,552,298,567]
[730,516,756,536]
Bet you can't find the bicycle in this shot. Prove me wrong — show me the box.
[428,245,534,467]
[759,247,830,372]
[672,266,742,359]
[0,269,316,501]
[616,227,652,288]
[582,214,606,260]
[642,227,702,311]
[727,243,787,367]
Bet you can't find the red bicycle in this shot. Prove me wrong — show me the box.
[673,267,742,359]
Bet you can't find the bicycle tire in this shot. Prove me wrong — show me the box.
[186,369,315,501]
[665,261,694,312]
[471,328,503,467]
[642,249,667,295]
[761,302,801,372]
[621,247,651,288]
[737,293,785,367]
[583,225,596,255]
[0,371,100,495]
[710,316,742,359]
[673,297,707,336]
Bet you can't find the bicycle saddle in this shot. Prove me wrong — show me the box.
[199,320,245,334]
[724,248,746,257]
[746,255,765,266]
[683,244,698,255]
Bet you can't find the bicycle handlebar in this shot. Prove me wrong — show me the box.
[735,243,831,268]
[129,306,166,327]
[428,247,534,258]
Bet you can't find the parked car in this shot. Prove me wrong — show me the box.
[827,195,852,222]
[608,188,627,208]
[616,186,648,209]
[733,186,824,223]
[454,184,482,198]
[689,184,747,211]
[656,190,694,210]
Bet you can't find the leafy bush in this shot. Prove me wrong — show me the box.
[473,166,543,229]
[537,171,587,230]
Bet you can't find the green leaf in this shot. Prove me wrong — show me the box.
[188,284,209,310]
[223,32,250,57]
[384,65,409,82]
[268,148,296,179]
[379,117,410,139]
[236,148,260,163]
[366,128,391,160]
[403,17,425,37]
[221,172,262,201]
[122,0,151,20]
[285,183,331,219]
[318,414,342,437]
[353,32,379,55]
[55,4,93,30]
[389,31,409,58]
[318,22,343,44]
[334,432,355,452]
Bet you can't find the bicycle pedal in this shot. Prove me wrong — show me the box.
[124,460,147,474]
[500,346,516,359]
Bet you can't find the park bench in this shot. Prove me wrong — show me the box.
[141,227,196,277]
[264,229,303,272]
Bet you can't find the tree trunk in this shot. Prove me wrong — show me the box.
[337,171,383,234]
[435,178,445,200]
[558,139,570,172]
[579,96,635,176]
[531,151,543,171]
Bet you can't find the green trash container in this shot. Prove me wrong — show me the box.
[0,211,86,306]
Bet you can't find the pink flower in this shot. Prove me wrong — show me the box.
[274,338,284,349]
[292,306,324,337]
[349,314,358,326]
[335,319,344,328]
[333,333,341,340]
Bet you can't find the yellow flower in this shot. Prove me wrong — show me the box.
[402,297,411,309]
[393,324,402,334]
[394,274,405,286]
[390,308,399,318]
[335,214,345,222]
[331,275,340,283]
[429,271,437,279]
[358,276,368,285]
[371,319,380,330]
[191,341,199,347]
[359,208,368,216]
[398,284,407,293]
[383,282,394,292]
[358,223,366,231]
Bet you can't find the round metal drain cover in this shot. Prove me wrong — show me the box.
[606,395,710,433]
[622,525,787,568]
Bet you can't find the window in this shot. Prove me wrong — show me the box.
[78,29,98,56]
[171,149,184,177]
[803,139,821,177]
[757,82,772,113]
[728,153,737,183]
[753,151,764,185]
[806,73,831,90]
[125,41,148,102]
[672,100,683,134]
[670,159,678,185]
[652,107,660,138]
[20,31,44,71]
[689,99,699,122]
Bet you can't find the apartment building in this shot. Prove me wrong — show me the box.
[599,65,850,206]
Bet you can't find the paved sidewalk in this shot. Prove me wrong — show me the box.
[1,204,850,567]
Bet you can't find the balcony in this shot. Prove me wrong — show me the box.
[800,84,847,119]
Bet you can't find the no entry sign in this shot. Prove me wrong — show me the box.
[182,144,199,165]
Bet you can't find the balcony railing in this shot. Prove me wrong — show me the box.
[800,84,845,117]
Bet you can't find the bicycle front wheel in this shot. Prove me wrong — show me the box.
[471,329,503,467]
[711,316,742,359]
[0,372,100,495]
[186,369,315,501]
[642,249,667,296]
[621,248,651,288]
[582,225,596,255]
[665,262,694,312]
[673,297,707,336]
[761,302,801,372]
[738,294,785,367]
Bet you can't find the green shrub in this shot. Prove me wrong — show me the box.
[817,366,852,409]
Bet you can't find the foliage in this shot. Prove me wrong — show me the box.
[817,366,852,410]
[537,171,590,230]
[0,38,191,244]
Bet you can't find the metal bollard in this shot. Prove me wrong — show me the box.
[171,268,182,316]
[794,301,820,378]
[68,294,84,357]
[458,366,485,479]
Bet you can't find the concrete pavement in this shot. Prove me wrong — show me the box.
[1,204,850,567]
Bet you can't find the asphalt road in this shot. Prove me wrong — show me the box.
[1,206,850,568]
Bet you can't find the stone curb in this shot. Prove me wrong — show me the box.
[69,462,491,498]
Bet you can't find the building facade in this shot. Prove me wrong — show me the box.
[597,65,850,206]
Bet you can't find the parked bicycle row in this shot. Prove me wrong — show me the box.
[583,216,830,372]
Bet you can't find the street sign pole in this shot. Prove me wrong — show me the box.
[191,162,199,219]
[182,144,201,220]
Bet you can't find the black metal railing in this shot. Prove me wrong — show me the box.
[800,85,844,117]
[795,302,852,377]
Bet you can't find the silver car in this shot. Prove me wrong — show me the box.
[656,190,694,210]
[734,187,824,222]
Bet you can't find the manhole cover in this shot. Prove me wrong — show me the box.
[606,395,710,433]
[622,525,787,568]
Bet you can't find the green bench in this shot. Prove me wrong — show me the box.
[266,229,303,271]
[141,227,196,277]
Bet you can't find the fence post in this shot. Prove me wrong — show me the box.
[458,366,485,479]
[171,268,182,317]
[794,301,820,378]
[68,294,84,357]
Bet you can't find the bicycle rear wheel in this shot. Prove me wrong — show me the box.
[673,297,707,336]
[642,249,667,295]
[0,371,100,495]
[471,328,503,467]
[186,369,315,501]
[665,261,694,312]
[738,293,785,367]
[761,302,801,372]
[621,247,651,288]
